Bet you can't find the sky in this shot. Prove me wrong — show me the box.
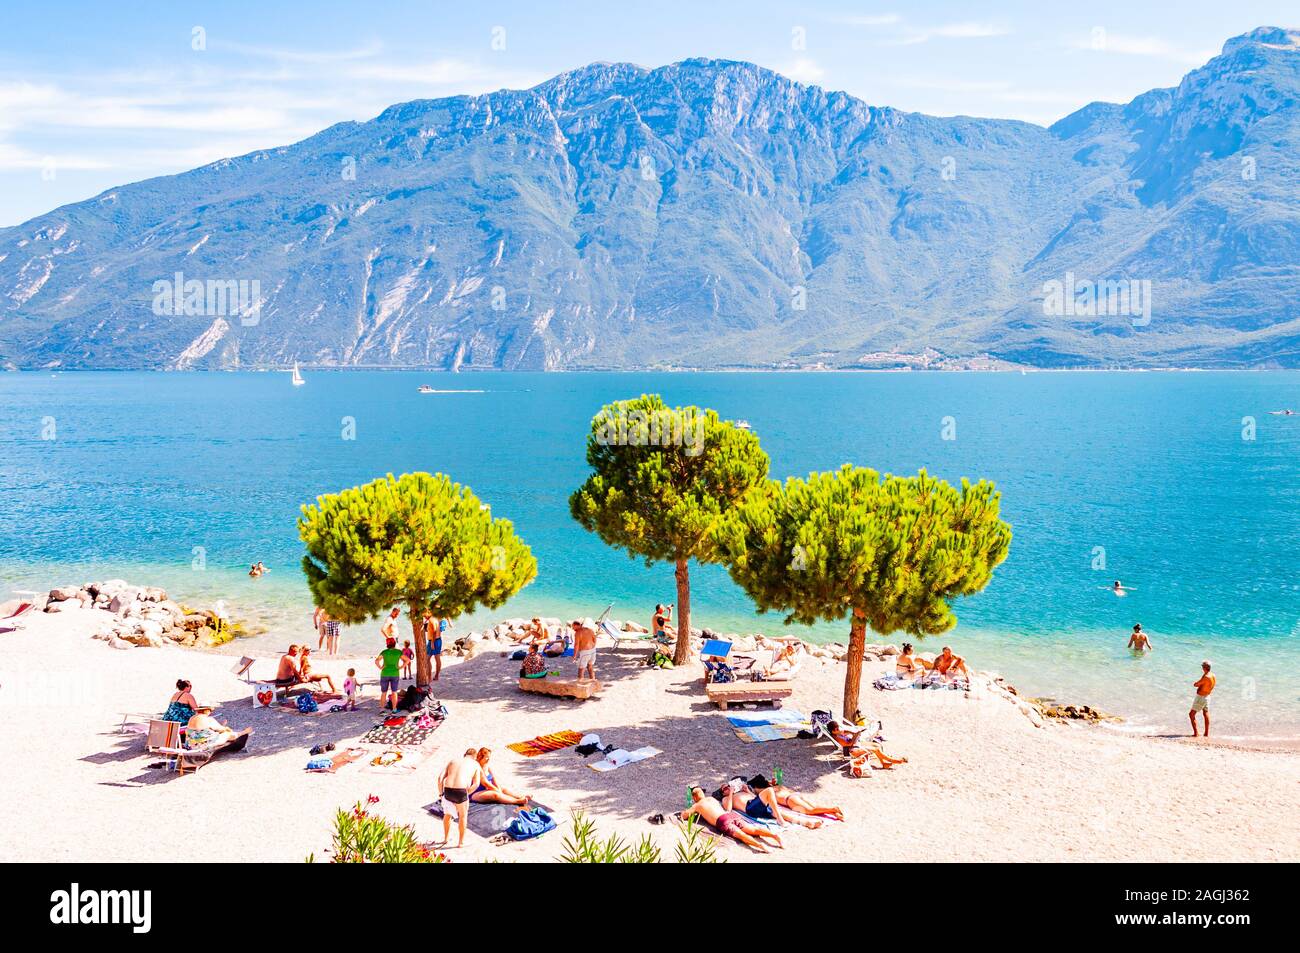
[0,0,1295,226]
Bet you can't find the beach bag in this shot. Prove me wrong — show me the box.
[397,685,426,712]
[296,692,319,713]
[506,808,556,841]
[306,756,332,772]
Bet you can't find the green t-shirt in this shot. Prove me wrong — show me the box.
[379,647,403,678]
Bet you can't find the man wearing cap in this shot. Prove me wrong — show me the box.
[572,617,598,681]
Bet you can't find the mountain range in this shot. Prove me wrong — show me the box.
[2,26,1299,370]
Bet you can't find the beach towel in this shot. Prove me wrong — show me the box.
[732,724,806,743]
[360,745,437,774]
[305,747,366,773]
[588,746,662,772]
[725,709,809,727]
[919,674,969,691]
[873,673,913,691]
[505,808,556,840]
[360,716,442,747]
[725,709,810,743]
[424,799,556,839]
[507,730,583,757]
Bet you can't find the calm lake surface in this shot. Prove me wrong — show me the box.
[2,370,1298,737]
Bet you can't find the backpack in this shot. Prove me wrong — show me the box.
[296,692,319,713]
[505,808,556,841]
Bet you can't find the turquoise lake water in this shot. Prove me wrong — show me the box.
[2,370,1298,738]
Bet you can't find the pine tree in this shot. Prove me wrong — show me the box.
[299,472,536,686]
[717,465,1011,718]
[570,395,769,665]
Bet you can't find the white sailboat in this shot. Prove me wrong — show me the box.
[291,362,305,386]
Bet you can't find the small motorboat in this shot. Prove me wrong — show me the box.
[418,385,435,393]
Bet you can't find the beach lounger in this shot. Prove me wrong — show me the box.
[705,681,792,710]
[149,721,252,775]
[517,676,602,700]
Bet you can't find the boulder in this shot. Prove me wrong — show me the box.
[45,600,72,613]
[139,586,168,603]
[48,586,80,602]
[123,629,164,648]
[106,636,135,650]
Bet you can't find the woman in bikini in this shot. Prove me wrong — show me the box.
[469,748,531,807]
[895,643,924,681]
[829,721,908,769]
[763,783,845,820]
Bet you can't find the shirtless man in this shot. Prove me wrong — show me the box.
[1190,661,1216,737]
[572,618,598,680]
[438,749,484,848]
[931,646,968,679]
[1127,623,1152,653]
[275,645,304,687]
[720,778,821,829]
[681,785,782,852]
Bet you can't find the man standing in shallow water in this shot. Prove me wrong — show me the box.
[1189,661,1215,737]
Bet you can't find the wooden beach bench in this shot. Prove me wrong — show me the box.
[706,682,793,710]
[517,677,602,700]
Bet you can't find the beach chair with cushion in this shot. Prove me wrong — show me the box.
[148,720,251,775]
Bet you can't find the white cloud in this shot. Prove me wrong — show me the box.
[895,22,1011,45]
[833,14,902,27]
[780,58,827,83]
[1071,30,1214,65]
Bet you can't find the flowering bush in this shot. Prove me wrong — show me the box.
[307,796,449,864]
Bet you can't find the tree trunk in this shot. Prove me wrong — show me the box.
[842,611,867,721]
[410,608,431,689]
[672,558,692,666]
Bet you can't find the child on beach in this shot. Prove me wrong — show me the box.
[401,640,414,679]
[343,668,358,710]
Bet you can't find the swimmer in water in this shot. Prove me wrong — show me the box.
[1109,580,1135,596]
[1127,623,1152,653]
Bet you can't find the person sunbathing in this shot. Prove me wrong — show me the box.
[512,618,548,644]
[828,721,908,769]
[763,783,844,820]
[931,646,968,679]
[470,748,531,807]
[185,707,252,749]
[721,778,822,829]
[762,642,803,679]
[895,643,924,680]
[680,786,783,852]
[298,648,336,692]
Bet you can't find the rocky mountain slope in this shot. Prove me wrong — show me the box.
[2,27,1298,369]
